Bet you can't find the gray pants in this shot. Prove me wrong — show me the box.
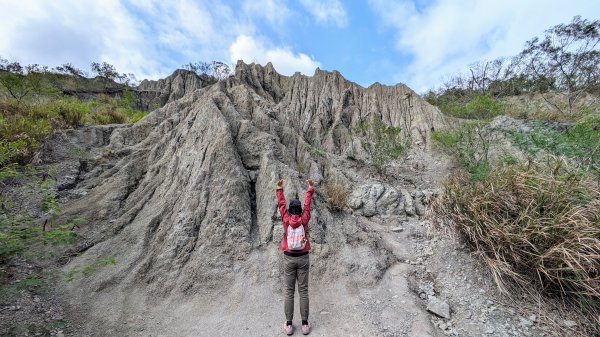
[283,253,310,321]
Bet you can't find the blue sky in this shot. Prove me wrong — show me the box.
[0,0,598,92]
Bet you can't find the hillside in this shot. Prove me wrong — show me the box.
[1,61,597,336]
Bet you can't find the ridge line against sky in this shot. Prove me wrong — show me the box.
[0,0,598,92]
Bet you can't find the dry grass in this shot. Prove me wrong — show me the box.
[433,159,600,325]
[323,179,350,212]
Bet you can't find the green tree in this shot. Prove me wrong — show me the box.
[91,61,119,80]
[520,16,600,114]
[54,63,86,78]
[0,58,46,104]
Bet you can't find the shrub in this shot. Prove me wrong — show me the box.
[41,192,61,217]
[357,114,406,172]
[43,99,88,127]
[509,115,600,180]
[462,94,505,119]
[434,160,600,313]
[432,121,497,181]
[371,121,405,171]
[323,179,350,211]
[128,110,148,123]
[305,143,325,158]
[427,92,504,120]
[0,104,52,167]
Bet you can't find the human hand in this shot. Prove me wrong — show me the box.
[306,179,314,187]
[277,179,284,188]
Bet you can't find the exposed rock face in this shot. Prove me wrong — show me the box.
[347,183,439,217]
[233,62,444,157]
[56,70,208,112]
[135,69,207,110]
[54,61,445,324]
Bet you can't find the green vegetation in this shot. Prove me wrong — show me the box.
[65,254,116,281]
[0,59,150,177]
[0,271,58,298]
[0,215,36,261]
[0,90,148,175]
[370,117,405,171]
[16,274,49,291]
[426,92,505,119]
[433,103,600,329]
[432,121,497,181]
[305,143,326,158]
[509,115,600,179]
[354,114,407,172]
[0,214,82,262]
[429,17,600,328]
[5,319,66,337]
[426,16,600,120]
[0,168,83,262]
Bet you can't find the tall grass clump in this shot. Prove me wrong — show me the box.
[323,179,350,211]
[434,159,600,314]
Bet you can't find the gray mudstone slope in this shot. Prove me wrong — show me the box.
[53,61,446,334]
[135,69,207,110]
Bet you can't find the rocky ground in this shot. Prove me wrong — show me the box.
[0,62,594,336]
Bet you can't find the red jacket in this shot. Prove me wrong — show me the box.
[277,186,314,253]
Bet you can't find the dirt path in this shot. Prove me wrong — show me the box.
[67,217,436,337]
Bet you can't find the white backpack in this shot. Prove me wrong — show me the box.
[287,225,306,250]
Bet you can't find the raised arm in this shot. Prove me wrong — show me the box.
[301,179,315,225]
[276,179,288,219]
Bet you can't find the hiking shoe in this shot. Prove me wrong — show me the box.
[301,322,311,335]
[283,322,293,335]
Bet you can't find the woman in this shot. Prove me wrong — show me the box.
[276,178,314,335]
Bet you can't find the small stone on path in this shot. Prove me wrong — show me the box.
[427,297,450,319]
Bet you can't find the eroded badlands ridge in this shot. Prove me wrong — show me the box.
[49,61,449,335]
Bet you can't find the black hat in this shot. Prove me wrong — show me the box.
[289,199,302,215]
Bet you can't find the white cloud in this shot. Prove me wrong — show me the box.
[0,0,166,79]
[128,0,242,65]
[242,0,292,27]
[300,0,348,27]
[0,0,255,80]
[229,35,320,76]
[0,0,320,81]
[369,0,600,92]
